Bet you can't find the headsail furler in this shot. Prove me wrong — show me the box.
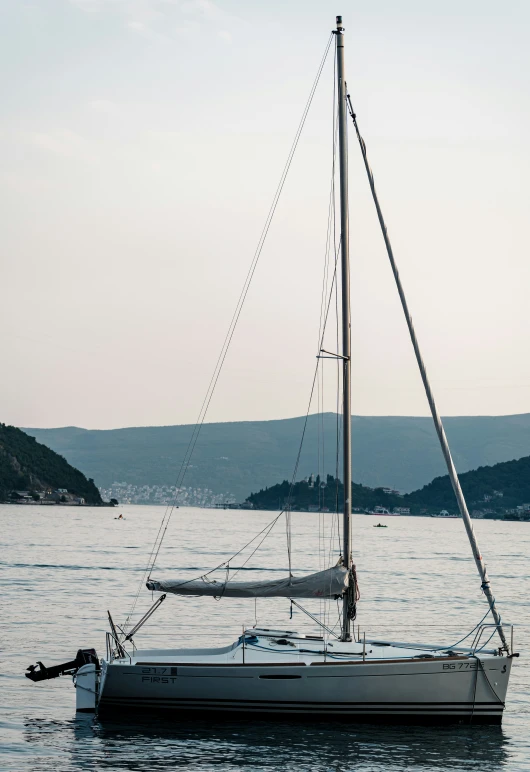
[346,98,509,653]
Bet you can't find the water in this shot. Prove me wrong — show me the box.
[1,504,530,771]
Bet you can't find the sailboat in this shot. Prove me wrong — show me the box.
[26,16,517,724]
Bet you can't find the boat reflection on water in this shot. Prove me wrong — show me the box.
[29,714,508,772]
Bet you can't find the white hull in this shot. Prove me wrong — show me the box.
[97,631,512,724]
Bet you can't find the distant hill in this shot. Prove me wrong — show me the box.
[0,424,102,504]
[404,455,530,512]
[247,475,400,512]
[24,412,530,502]
[248,455,530,515]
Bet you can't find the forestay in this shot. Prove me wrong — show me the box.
[146,565,348,599]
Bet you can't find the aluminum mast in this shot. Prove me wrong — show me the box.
[335,15,353,643]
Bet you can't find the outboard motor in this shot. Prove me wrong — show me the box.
[26,648,99,713]
[25,648,99,682]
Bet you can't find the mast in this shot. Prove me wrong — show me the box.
[335,15,353,642]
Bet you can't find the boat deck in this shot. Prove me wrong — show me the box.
[113,628,498,667]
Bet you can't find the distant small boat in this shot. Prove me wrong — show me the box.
[374,523,387,528]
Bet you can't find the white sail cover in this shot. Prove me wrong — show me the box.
[146,565,348,599]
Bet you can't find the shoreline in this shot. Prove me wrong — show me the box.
[0,500,114,507]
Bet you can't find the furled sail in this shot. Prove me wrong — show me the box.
[146,565,348,599]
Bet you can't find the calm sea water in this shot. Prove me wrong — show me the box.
[1,504,530,771]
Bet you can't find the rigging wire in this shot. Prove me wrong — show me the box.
[232,207,345,609]
[123,33,335,632]
[327,46,341,632]
[316,180,329,613]
[144,509,286,594]
[146,32,343,605]
[331,69,341,631]
[149,31,334,576]
[316,75,338,594]
[224,516,283,584]
[322,36,341,591]
[346,94,508,653]
[275,235,342,623]
[281,234,342,511]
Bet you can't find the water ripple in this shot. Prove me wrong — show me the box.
[2,504,529,772]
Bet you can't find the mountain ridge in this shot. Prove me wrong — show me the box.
[0,424,103,504]
[23,412,530,501]
[246,453,530,515]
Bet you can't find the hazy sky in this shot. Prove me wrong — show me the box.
[2,0,529,429]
